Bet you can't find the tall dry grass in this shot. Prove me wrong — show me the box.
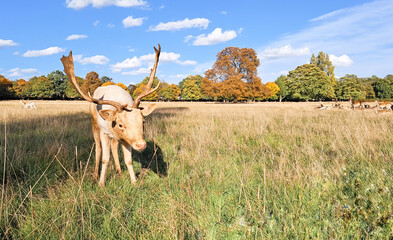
[1,100,392,239]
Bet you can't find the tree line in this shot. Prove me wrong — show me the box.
[1,47,392,101]
[275,52,393,101]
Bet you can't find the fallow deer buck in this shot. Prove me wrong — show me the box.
[61,45,161,186]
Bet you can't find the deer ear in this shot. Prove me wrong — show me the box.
[99,109,117,121]
[141,103,157,116]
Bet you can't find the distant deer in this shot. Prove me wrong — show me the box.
[61,45,161,186]
[349,97,364,110]
[316,102,332,110]
[375,101,392,110]
[20,99,37,110]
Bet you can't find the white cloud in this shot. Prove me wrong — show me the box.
[66,0,147,10]
[193,28,237,46]
[177,60,197,65]
[128,48,135,52]
[149,18,210,31]
[122,67,150,75]
[260,45,310,60]
[122,16,146,28]
[193,60,214,75]
[111,50,196,75]
[330,54,353,67]
[169,74,188,79]
[221,11,227,15]
[74,54,109,65]
[184,35,193,43]
[23,47,65,57]
[111,56,142,72]
[139,51,181,63]
[66,34,88,40]
[259,0,393,82]
[93,20,100,26]
[0,39,18,48]
[309,9,345,22]
[7,68,39,78]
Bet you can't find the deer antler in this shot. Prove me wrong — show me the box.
[132,44,161,108]
[60,51,127,112]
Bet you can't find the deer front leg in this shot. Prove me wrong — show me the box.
[92,125,102,180]
[111,139,121,174]
[121,143,137,184]
[99,133,111,187]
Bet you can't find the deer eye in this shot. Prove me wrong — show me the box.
[118,123,124,129]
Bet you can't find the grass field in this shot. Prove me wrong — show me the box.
[1,100,393,239]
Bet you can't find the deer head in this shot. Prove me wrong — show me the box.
[61,45,161,151]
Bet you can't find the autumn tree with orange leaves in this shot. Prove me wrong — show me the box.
[0,75,13,99]
[202,47,269,101]
[81,71,101,94]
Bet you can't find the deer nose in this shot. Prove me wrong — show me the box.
[135,142,147,150]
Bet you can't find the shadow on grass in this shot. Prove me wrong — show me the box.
[0,107,187,185]
[0,113,92,185]
[151,106,189,118]
[132,141,168,177]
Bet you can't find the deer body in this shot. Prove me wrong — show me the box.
[91,85,133,138]
[349,97,364,110]
[61,45,161,186]
[20,100,37,110]
[376,101,392,110]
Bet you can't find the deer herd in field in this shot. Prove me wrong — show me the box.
[317,97,393,114]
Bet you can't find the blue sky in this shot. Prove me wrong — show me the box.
[1,0,392,86]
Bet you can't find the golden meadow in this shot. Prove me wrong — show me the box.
[1,100,393,239]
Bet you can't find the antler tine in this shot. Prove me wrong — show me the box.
[61,51,125,112]
[132,44,161,108]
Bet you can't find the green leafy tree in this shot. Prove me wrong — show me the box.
[81,71,101,94]
[180,75,204,100]
[372,75,393,99]
[25,76,55,98]
[310,52,335,77]
[132,77,158,100]
[182,80,202,100]
[157,83,180,101]
[285,64,335,101]
[65,76,84,99]
[179,75,203,91]
[47,70,68,99]
[275,75,288,102]
[100,76,112,84]
[335,74,367,100]
[133,76,161,100]
[128,84,137,96]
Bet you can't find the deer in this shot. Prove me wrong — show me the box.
[375,101,392,110]
[20,99,37,110]
[349,97,364,110]
[316,102,332,110]
[60,45,161,186]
